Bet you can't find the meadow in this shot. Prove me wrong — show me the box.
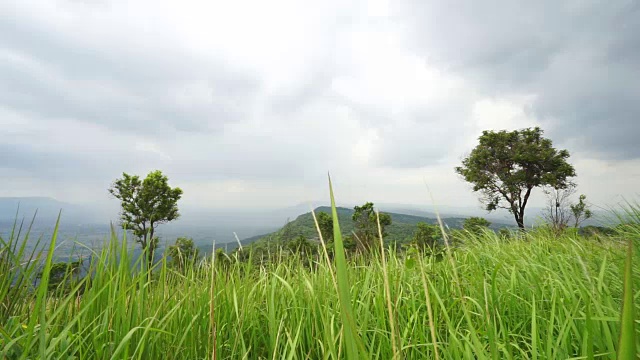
[1,198,638,359]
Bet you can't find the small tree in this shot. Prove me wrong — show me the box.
[342,234,357,253]
[352,202,392,253]
[412,222,440,251]
[37,260,83,293]
[280,218,295,243]
[167,237,200,271]
[462,217,492,235]
[455,127,575,229]
[543,183,576,232]
[316,211,334,243]
[288,235,314,254]
[543,184,592,231]
[109,170,183,268]
[570,194,593,228]
[215,248,231,271]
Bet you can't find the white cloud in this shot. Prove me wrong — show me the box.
[0,0,638,218]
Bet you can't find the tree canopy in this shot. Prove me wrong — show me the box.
[412,222,440,251]
[570,194,593,228]
[166,237,200,271]
[462,217,492,235]
[352,202,391,252]
[455,127,575,229]
[315,211,334,243]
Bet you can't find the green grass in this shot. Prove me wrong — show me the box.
[1,206,639,359]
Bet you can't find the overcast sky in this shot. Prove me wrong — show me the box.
[1,0,639,213]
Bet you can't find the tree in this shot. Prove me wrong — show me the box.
[215,248,231,270]
[462,217,492,235]
[412,222,440,251]
[352,202,392,252]
[109,170,183,268]
[280,218,295,243]
[570,194,592,228]
[543,184,592,231]
[288,235,314,255]
[37,260,83,293]
[316,211,333,243]
[455,127,575,229]
[166,237,200,271]
[543,183,576,232]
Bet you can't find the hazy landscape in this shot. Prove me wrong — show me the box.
[0,195,517,255]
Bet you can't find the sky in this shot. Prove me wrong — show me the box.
[1,0,639,215]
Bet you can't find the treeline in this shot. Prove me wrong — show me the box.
[42,126,614,282]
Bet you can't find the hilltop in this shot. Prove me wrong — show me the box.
[231,206,513,251]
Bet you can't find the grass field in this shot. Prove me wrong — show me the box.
[1,202,638,359]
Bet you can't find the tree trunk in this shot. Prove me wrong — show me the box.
[147,225,155,270]
[146,249,154,271]
[141,223,148,249]
[516,186,532,231]
[514,211,525,230]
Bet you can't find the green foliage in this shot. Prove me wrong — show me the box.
[352,202,392,253]
[287,235,315,255]
[543,184,594,233]
[498,227,513,239]
[37,260,83,292]
[109,170,183,267]
[571,194,593,228]
[462,216,492,235]
[580,225,615,238]
[456,127,575,229]
[166,237,200,271]
[316,211,333,243]
[246,206,463,252]
[412,222,440,251]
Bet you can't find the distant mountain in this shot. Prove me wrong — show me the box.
[176,203,325,228]
[197,232,270,254]
[5,196,607,259]
[0,197,102,224]
[237,206,514,250]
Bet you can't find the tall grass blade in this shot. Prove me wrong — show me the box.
[311,207,337,289]
[328,174,362,359]
[616,237,637,359]
[32,211,61,359]
[417,253,440,360]
[210,241,217,360]
[376,210,399,359]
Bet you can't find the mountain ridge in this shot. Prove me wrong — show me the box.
[218,206,514,253]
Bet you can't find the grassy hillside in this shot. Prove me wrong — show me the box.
[1,215,638,359]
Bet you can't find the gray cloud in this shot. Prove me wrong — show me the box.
[395,0,640,159]
[267,69,337,116]
[1,0,638,210]
[372,117,470,168]
[0,140,168,183]
[0,5,261,136]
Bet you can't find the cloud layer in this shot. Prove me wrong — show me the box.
[1,0,638,213]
